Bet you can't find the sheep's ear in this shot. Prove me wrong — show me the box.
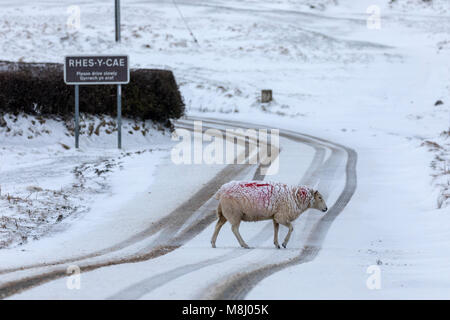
[314,190,318,196]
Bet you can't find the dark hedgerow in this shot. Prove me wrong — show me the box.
[0,61,184,126]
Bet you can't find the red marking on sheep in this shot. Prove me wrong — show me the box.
[298,188,308,201]
[220,182,277,209]
[238,182,275,208]
[242,183,271,188]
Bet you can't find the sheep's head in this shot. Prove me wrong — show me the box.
[312,190,328,212]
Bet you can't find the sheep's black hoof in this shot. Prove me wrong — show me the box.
[282,243,287,248]
[275,244,280,249]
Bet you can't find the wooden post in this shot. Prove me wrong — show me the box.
[261,90,272,103]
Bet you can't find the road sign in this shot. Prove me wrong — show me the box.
[64,55,129,149]
[64,55,129,85]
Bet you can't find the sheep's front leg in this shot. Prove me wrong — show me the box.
[282,222,293,248]
[273,220,280,249]
[231,222,250,249]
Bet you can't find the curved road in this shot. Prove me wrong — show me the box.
[0,117,357,299]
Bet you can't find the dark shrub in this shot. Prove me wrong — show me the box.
[0,61,184,125]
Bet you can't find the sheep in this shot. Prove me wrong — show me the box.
[211,181,328,249]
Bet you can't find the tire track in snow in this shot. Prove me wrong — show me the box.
[1,117,355,300]
[0,161,248,275]
[204,134,357,300]
[133,121,269,253]
[0,124,257,275]
[175,118,353,300]
[108,118,330,299]
[0,122,268,299]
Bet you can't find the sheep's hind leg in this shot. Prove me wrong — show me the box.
[231,222,250,249]
[273,220,280,249]
[282,222,293,248]
[211,213,227,248]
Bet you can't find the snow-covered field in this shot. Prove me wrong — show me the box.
[0,0,449,299]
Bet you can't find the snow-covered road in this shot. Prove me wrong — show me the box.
[0,117,354,299]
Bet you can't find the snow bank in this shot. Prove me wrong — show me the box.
[0,113,171,248]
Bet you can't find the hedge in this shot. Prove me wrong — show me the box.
[0,60,184,126]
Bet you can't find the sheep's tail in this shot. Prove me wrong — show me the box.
[213,181,237,200]
[214,185,225,200]
[213,189,222,220]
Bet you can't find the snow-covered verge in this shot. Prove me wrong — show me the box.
[422,129,450,209]
[0,113,172,248]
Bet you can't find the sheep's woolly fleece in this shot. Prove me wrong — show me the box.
[215,181,315,211]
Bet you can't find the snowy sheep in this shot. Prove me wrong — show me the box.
[211,181,328,249]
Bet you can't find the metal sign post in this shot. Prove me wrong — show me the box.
[75,85,79,148]
[64,55,129,149]
[117,84,122,149]
[115,0,121,42]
